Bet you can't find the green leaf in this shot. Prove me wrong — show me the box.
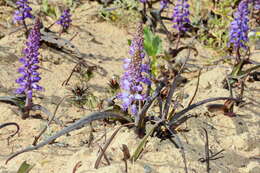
[17,161,35,173]
[151,56,158,77]
[152,36,162,55]
[127,39,132,46]
[143,27,162,77]
[143,26,162,57]
[42,0,49,14]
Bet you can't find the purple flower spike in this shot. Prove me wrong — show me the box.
[172,0,190,33]
[56,9,72,32]
[229,0,250,51]
[16,18,42,106]
[118,23,151,115]
[13,0,34,23]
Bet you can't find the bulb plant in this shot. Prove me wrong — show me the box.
[225,0,260,95]
[15,18,43,119]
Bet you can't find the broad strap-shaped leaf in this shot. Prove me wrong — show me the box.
[6,109,133,164]
[0,95,25,110]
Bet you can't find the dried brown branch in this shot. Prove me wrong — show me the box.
[72,161,82,173]
[121,144,130,173]
[97,144,111,166]
[187,69,201,107]
[0,122,20,145]
[94,123,134,169]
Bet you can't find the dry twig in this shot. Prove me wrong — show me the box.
[94,123,134,169]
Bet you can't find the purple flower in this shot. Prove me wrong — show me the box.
[229,0,250,50]
[160,0,168,10]
[172,0,190,33]
[253,0,260,10]
[56,9,72,32]
[13,0,34,23]
[16,18,42,101]
[118,23,151,115]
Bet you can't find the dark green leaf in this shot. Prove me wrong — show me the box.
[127,39,132,46]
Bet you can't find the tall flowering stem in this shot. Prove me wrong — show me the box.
[13,0,34,37]
[229,0,251,62]
[118,22,151,123]
[172,0,190,48]
[56,9,72,33]
[15,18,42,119]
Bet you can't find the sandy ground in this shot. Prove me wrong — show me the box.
[0,1,259,173]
